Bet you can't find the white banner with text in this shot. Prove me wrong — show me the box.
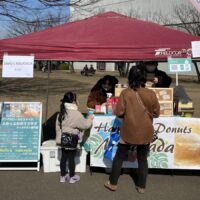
[86,116,200,169]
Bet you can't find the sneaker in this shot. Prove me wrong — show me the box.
[66,174,70,181]
[60,175,68,183]
[104,181,117,191]
[68,174,80,184]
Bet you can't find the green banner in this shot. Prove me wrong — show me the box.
[168,57,192,72]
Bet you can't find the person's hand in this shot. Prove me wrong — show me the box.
[154,76,162,85]
[154,77,159,84]
[145,81,154,88]
[88,114,94,120]
[101,102,107,107]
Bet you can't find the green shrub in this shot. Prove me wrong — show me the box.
[58,63,70,70]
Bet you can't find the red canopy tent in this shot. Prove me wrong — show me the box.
[0,12,199,61]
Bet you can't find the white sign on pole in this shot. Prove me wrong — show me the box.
[168,57,192,72]
[2,55,34,78]
[191,41,200,58]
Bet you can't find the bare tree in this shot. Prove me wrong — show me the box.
[40,0,101,7]
[1,0,102,39]
[125,6,172,26]
[125,7,142,19]
[6,11,69,37]
[0,0,102,23]
[0,0,32,22]
[124,2,200,36]
[165,3,200,36]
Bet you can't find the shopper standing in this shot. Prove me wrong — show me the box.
[56,92,93,183]
[104,65,160,193]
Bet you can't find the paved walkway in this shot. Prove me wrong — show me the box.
[0,167,200,200]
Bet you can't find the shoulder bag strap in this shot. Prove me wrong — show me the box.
[134,90,153,118]
[134,90,158,141]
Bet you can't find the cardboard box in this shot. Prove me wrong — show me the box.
[150,88,174,116]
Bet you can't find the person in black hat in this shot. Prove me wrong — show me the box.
[144,61,172,88]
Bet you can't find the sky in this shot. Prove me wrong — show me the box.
[0,0,195,39]
[0,0,70,39]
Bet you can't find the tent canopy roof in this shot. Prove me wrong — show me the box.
[0,12,199,61]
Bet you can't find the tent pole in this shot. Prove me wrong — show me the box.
[176,72,179,86]
[45,61,51,124]
[125,62,130,77]
[193,61,200,82]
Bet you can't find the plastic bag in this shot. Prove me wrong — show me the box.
[128,146,137,162]
[104,130,120,161]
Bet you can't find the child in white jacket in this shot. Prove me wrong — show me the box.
[56,92,93,183]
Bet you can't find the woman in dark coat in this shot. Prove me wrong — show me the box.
[144,61,172,88]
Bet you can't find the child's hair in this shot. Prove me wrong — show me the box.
[58,92,77,128]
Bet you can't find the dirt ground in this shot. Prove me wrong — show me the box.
[0,69,199,121]
[0,69,200,120]
[0,70,200,200]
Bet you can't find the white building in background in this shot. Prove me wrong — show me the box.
[70,0,190,22]
[71,0,196,74]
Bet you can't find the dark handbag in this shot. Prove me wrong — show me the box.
[61,132,78,148]
[128,145,137,162]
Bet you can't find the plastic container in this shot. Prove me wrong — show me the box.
[40,140,87,173]
[115,84,128,97]
[107,98,113,115]
[95,104,101,113]
[106,93,113,115]
[115,84,122,97]
[113,97,119,114]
